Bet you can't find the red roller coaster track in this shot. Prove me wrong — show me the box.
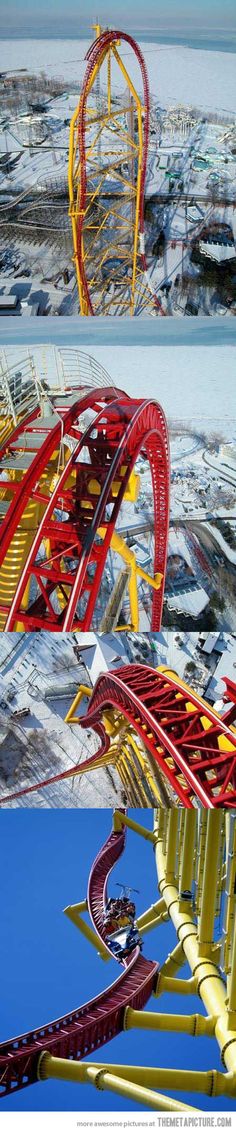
[0,388,169,632]
[77,666,236,809]
[0,818,158,1099]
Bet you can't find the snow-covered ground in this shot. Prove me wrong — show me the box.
[1,39,236,115]
[0,633,125,808]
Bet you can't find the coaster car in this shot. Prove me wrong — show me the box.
[106,923,142,960]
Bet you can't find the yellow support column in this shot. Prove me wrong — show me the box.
[65,685,92,723]
[198,811,222,956]
[166,810,179,881]
[179,810,197,897]
[137,897,166,930]
[160,941,185,977]
[228,915,236,1029]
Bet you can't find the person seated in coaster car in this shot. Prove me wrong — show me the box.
[104,896,136,937]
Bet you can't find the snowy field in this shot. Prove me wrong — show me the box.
[1,38,236,115]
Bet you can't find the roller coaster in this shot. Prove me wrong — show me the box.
[68,25,165,316]
[0,362,169,633]
[1,666,236,809]
[67,667,236,809]
[1,809,236,1111]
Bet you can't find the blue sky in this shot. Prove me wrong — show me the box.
[0,807,236,1114]
[0,0,235,37]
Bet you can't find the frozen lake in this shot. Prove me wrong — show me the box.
[1,37,236,114]
[1,339,235,440]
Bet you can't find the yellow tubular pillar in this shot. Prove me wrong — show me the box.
[137,897,165,930]
[58,1060,236,1098]
[155,975,197,997]
[38,1053,200,1111]
[65,685,92,724]
[124,1008,216,1036]
[140,912,169,935]
[113,809,156,841]
[198,811,222,955]
[160,941,185,976]
[228,914,236,1028]
[154,816,236,1077]
[64,902,110,961]
[166,810,179,881]
[180,810,197,896]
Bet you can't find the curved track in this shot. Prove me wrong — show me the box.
[0,389,169,632]
[78,666,236,808]
[0,818,158,1099]
[69,30,164,316]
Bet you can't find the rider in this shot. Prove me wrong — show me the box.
[104,896,135,936]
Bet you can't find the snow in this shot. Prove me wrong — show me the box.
[167,587,209,617]
[205,636,236,700]
[0,633,124,808]
[1,39,236,115]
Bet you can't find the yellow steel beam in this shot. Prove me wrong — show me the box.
[156,974,197,996]
[137,897,166,930]
[38,1053,200,1111]
[118,744,150,806]
[65,684,92,724]
[51,1059,236,1099]
[179,810,197,897]
[198,811,222,956]
[124,1007,216,1036]
[229,912,236,1028]
[64,901,110,962]
[119,733,166,805]
[166,810,179,881]
[160,940,185,977]
[113,809,156,842]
